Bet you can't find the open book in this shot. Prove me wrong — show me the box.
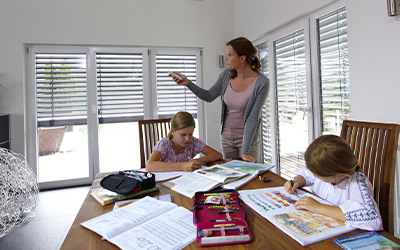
[81,196,196,250]
[162,165,248,198]
[219,160,274,189]
[238,187,354,246]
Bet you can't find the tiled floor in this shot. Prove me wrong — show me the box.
[0,185,90,250]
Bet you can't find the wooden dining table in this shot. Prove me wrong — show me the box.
[60,169,400,250]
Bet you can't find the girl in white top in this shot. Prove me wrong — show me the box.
[284,135,383,231]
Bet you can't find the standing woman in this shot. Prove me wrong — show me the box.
[170,37,269,162]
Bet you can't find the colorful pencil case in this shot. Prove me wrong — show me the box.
[100,170,155,195]
[192,189,252,247]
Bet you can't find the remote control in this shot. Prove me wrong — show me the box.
[169,71,183,81]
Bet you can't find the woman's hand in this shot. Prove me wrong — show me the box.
[180,160,201,171]
[241,153,257,163]
[169,72,189,86]
[294,197,322,214]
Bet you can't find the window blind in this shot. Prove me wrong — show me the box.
[256,42,273,164]
[318,7,350,135]
[96,53,144,123]
[274,30,307,179]
[155,54,198,118]
[35,53,88,127]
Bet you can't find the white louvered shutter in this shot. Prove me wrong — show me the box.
[155,54,198,118]
[35,53,88,127]
[256,42,273,164]
[96,53,144,123]
[318,7,350,135]
[274,29,308,179]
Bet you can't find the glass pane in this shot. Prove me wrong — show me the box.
[99,122,141,172]
[38,125,89,182]
[274,30,308,180]
[318,7,350,135]
[36,53,90,184]
[155,54,198,118]
[256,42,273,164]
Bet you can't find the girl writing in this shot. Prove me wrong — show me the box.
[284,134,382,231]
[146,111,223,172]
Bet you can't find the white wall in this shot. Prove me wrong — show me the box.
[0,0,233,154]
[232,0,337,40]
[347,0,400,123]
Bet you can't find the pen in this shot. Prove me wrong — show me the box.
[198,226,247,237]
[290,179,297,193]
[210,218,242,222]
[218,210,237,214]
[263,179,271,183]
[124,174,143,182]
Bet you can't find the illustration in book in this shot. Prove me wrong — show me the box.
[238,187,353,246]
[220,160,274,189]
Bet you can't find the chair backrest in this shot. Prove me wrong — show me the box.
[340,120,400,234]
[138,118,171,169]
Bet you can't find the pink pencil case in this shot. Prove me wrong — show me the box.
[193,189,252,247]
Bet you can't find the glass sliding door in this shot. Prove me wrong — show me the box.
[270,22,313,181]
[33,51,92,187]
[96,51,146,172]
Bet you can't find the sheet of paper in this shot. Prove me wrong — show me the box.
[81,196,177,240]
[153,171,189,182]
[110,206,196,250]
[113,194,172,210]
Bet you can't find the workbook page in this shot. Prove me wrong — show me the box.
[81,196,177,240]
[110,206,196,250]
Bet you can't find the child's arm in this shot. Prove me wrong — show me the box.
[294,197,346,222]
[284,175,306,194]
[194,145,223,165]
[145,151,201,172]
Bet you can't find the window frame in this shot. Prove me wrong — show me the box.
[26,45,204,188]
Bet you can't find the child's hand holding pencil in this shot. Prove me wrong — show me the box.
[284,179,299,194]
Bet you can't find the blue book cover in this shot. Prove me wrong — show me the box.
[334,232,400,250]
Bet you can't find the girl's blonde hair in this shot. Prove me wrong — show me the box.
[167,111,196,139]
[304,135,359,177]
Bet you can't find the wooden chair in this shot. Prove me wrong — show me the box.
[138,118,171,169]
[340,120,400,234]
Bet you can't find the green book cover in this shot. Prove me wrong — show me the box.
[90,186,159,206]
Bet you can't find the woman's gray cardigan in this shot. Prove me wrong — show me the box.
[186,69,270,155]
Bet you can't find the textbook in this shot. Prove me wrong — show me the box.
[90,186,159,206]
[238,187,354,246]
[81,196,196,250]
[334,231,400,250]
[219,160,274,190]
[162,165,248,198]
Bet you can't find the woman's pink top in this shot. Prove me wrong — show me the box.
[222,82,255,140]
